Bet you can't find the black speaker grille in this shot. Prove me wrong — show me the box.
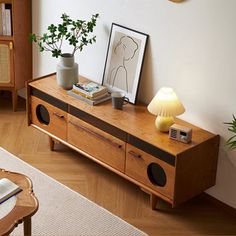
[36,104,50,125]
[147,163,167,187]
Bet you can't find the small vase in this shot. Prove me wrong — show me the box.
[56,53,78,90]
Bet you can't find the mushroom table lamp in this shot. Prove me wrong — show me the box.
[147,87,185,132]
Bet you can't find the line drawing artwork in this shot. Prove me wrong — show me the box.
[106,33,140,93]
[102,23,148,104]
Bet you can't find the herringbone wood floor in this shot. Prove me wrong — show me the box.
[1,92,236,236]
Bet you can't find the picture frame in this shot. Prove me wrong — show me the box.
[102,23,148,104]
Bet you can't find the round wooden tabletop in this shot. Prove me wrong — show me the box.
[0,169,38,236]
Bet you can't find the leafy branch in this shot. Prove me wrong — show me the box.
[224,114,236,150]
[30,13,99,58]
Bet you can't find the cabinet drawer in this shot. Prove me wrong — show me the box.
[31,96,67,140]
[126,144,175,199]
[68,114,125,172]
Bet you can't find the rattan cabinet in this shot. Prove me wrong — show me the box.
[0,0,31,111]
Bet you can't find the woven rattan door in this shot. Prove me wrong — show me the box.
[0,41,14,86]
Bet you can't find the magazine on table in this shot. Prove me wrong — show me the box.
[0,178,22,204]
[73,81,107,98]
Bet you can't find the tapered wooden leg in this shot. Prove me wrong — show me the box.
[140,188,159,210]
[12,89,18,112]
[23,217,32,236]
[49,137,55,151]
[150,194,158,210]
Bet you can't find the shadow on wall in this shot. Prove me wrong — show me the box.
[137,39,154,105]
[103,24,111,38]
[219,135,236,168]
[207,146,236,208]
[219,118,236,168]
[227,149,236,168]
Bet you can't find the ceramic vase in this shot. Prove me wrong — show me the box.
[56,53,78,90]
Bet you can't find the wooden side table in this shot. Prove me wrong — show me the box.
[0,169,38,236]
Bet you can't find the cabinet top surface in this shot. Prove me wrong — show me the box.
[29,74,218,156]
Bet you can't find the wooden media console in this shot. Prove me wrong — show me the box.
[26,73,219,209]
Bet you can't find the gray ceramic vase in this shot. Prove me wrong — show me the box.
[56,53,78,90]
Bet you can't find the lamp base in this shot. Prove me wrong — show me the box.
[155,116,174,132]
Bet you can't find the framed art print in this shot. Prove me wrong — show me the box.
[102,23,148,104]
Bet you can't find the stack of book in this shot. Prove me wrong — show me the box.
[67,80,111,105]
[0,3,12,36]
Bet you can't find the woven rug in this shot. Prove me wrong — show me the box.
[0,147,147,236]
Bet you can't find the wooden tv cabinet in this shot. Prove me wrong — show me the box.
[26,73,220,209]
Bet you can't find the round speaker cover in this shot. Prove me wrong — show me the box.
[147,163,167,187]
[36,104,50,125]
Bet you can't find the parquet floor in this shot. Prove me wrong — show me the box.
[1,92,236,236]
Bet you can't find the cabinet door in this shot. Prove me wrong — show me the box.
[0,41,14,86]
[126,144,175,200]
[68,114,126,172]
[31,96,67,140]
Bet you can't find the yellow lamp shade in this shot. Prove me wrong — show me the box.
[147,87,185,132]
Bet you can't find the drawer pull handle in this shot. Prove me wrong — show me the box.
[53,112,64,119]
[128,150,142,159]
[69,121,122,149]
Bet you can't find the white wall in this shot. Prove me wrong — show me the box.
[32,0,236,208]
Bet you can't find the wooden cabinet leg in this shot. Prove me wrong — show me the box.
[23,217,32,236]
[49,137,55,151]
[12,90,18,112]
[140,188,159,210]
[150,194,158,210]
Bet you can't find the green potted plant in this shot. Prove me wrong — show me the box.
[30,13,99,89]
[224,115,236,149]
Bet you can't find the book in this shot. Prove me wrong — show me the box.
[0,4,3,35]
[5,9,11,36]
[70,89,109,100]
[0,178,22,204]
[1,3,6,35]
[67,89,111,105]
[0,4,12,36]
[73,81,107,98]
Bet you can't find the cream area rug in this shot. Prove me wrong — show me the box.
[0,147,147,236]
